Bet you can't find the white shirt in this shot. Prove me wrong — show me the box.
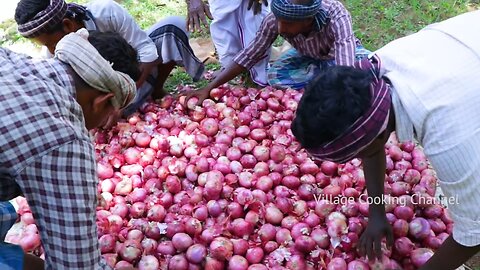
[84,0,158,63]
[376,10,480,246]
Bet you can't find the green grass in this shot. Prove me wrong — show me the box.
[1,0,478,91]
[345,0,478,50]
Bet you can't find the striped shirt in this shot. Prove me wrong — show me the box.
[234,0,358,70]
[0,48,110,269]
[376,10,480,247]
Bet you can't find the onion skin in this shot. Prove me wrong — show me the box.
[54,88,451,270]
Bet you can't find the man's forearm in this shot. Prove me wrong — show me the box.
[204,61,246,92]
[420,235,480,270]
[362,150,387,218]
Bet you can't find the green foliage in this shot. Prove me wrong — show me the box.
[344,0,476,50]
[1,0,478,90]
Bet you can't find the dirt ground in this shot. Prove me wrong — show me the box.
[467,255,480,269]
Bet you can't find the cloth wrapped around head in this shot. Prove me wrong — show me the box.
[271,0,323,21]
[306,55,392,164]
[54,28,136,109]
[17,0,67,38]
[17,0,88,38]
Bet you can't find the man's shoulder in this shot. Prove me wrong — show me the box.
[323,0,349,17]
[86,0,123,14]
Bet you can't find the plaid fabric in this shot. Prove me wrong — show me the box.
[54,29,136,109]
[17,0,67,38]
[267,45,370,90]
[234,0,359,72]
[0,202,17,240]
[271,0,329,29]
[0,48,110,269]
[307,55,392,163]
[0,243,23,270]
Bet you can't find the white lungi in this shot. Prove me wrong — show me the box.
[209,0,271,85]
[376,10,480,246]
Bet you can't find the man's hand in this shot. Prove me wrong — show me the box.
[358,215,394,260]
[247,0,268,15]
[186,0,213,32]
[184,88,210,108]
[136,61,160,89]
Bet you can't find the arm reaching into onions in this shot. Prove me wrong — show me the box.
[184,62,247,106]
[291,10,480,270]
[357,132,394,260]
[183,0,370,105]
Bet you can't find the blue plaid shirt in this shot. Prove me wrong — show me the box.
[0,201,23,270]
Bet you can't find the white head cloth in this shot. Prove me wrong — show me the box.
[54,28,136,109]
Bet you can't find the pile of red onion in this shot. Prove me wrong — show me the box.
[7,84,453,269]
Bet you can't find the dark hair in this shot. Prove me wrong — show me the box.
[291,66,373,149]
[15,0,88,34]
[88,31,141,82]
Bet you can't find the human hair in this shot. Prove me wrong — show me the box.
[88,31,141,82]
[291,66,373,149]
[15,0,88,34]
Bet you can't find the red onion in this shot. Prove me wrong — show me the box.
[165,175,182,194]
[321,161,338,176]
[411,248,434,267]
[229,218,254,238]
[394,237,414,256]
[246,247,264,264]
[228,255,249,270]
[423,204,443,218]
[393,205,414,221]
[185,217,203,236]
[258,223,277,242]
[304,213,320,227]
[264,241,279,253]
[291,222,311,240]
[115,261,134,269]
[248,264,268,270]
[265,204,284,225]
[141,238,158,255]
[327,257,347,270]
[428,218,446,234]
[276,228,293,245]
[169,254,189,270]
[210,237,234,261]
[119,240,142,263]
[207,200,223,217]
[282,176,301,189]
[129,202,146,218]
[347,260,369,270]
[138,255,159,270]
[232,239,249,255]
[409,217,431,240]
[186,244,207,264]
[315,199,336,219]
[294,235,316,253]
[245,211,260,225]
[393,219,409,237]
[270,145,286,163]
[99,234,116,254]
[172,233,193,252]
[423,236,443,249]
[306,228,325,247]
[205,256,225,270]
